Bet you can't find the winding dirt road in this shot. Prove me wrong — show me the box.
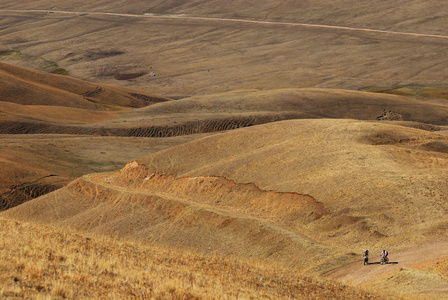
[325,240,448,285]
[1,9,448,40]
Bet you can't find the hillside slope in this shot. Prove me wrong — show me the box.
[4,119,447,275]
[0,62,169,109]
[1,6,447,96]
[3,87,448,135]
[0,217,385,299]
[0,61,176,210]
[0,134,206,211]
[1,1,446,35]
[2,80,447,211]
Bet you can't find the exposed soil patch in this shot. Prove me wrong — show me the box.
[0,175,67,211]
[114,161,330,222]
[376,109,403,121]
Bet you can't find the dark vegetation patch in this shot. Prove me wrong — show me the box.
[362,85,448,100]
[85,50,124,61]
[67,50,124,63]
[129,93,169,104]
[0,50,68,74]
[114,72,147,80]
[37,58,70,75]
[50,68,69,75]
[363,131,414,145]
[421,141,448,154]
[0,50,22,56]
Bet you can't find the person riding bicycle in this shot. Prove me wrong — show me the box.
[380,249,389,263]
[363,249,369,265]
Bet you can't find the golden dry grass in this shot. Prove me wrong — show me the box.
[0,62,170,109]
[3,119,447,280]
[0,217,385,299]
[0,133,208,211]
[3,64,445,213]
[0,0,446,35]
[0,2,448,298]
[370,248,448,299]
[1,3,448,97]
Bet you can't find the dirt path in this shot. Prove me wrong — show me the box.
[82,174,325,249]
[1,9,448,40]
[325,240,448,285]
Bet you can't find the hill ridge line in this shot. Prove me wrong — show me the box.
[79,173,327,247]
[1,67,75,94]
[1,9,448,40]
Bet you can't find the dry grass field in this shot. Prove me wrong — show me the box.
[0,217,386,299]
[3,119,448,298]
[1,2,448,97]
[1,1,448,299]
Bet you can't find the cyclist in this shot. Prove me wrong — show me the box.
[380,249,389,264]
[363,249,369,265]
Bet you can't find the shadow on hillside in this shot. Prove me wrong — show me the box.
[365,261,398,265]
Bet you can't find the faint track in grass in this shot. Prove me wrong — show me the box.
[80,173,329,249]
[1,9,448,40]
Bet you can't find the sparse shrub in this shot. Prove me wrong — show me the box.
[50,68,69,75]
[0,50,22,56]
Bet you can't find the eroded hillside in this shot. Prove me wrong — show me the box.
[4,120,448,282]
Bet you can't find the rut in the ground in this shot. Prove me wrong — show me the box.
[0,114,298,137]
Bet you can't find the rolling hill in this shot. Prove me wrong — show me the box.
[2,62,447,214]
[3,120,447,277]
[0,62,184,211]
[1,1,448,298]
[0,61,169,109]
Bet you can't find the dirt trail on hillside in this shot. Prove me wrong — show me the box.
[2,9,448,40]
[326,240,448,285]
[82,173,326,248]
[1,168,332,268]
